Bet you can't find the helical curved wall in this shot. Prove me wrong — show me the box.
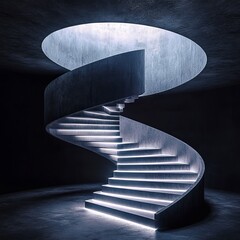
[42,23,207,230]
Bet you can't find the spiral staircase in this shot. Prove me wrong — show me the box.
[42,23,206,230]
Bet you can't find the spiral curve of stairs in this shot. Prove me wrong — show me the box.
[42,23,207,230]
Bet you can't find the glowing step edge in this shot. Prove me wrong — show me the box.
[96,191,173,204]
[103,106,122,112]
[111,154,175,158]
[99,147,159,151]
[83,111,119,117]
[74,136,122,139]
[59,123,119,127]
[114,170,196,173]
[110,177,196,182]
[66,117,119,122]
[55,129,120,133]
[117,162,184,166]
[104,184,186,193]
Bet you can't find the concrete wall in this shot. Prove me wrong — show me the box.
[45,50,145,124]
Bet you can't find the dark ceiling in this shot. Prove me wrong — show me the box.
[0,0,239,92]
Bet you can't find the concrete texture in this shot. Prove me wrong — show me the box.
[0,184,239,240]
[0,0,239,93]
[42,23,206,95]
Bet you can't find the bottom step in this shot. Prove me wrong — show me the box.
[85,199,157,228]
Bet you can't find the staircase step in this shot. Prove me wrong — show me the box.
[108,177,194,189]
[74,136,123,142]
[83,142,139,149]
[93,191,167,211]
[113,154,177,163]
[103,106,122,115]
[49,129,120,136]
[99,148,162,156]
[82,111,119,120]
[102,185,182,201]
[65,116,119,124]
[117,162,190,171]
[56,123,119,130]
[85,199,157,228]
[113,170,198,180]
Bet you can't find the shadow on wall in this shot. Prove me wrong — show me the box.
[0,71,115,194]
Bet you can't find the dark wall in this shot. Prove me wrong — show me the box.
[123,85,240,193]
[0,71,114,194]
[1,70,239,194]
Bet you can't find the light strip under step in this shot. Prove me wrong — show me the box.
[75,136,122,139]
[96,191,173,204]
[83,111,119,118]
[117,162,183,165]
[104,184,186,193]
[103,106,122,113]
[99,147,158,152]
[55,129,120,133]
[66,117,119,122]
[59,123,119,127]
[85,208,157,231]
[114,170,196,173]
[111,154,175,158]
[86,142,136,146]
[110,177,196,182]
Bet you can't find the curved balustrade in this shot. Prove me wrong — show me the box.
[43,23,206,230]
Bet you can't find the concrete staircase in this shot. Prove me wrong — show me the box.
[42,23,206,230]
[48,97,200,229]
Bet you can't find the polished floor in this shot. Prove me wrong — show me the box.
[0,184,239,240]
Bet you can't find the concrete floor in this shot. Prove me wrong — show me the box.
[0,184,239,240]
